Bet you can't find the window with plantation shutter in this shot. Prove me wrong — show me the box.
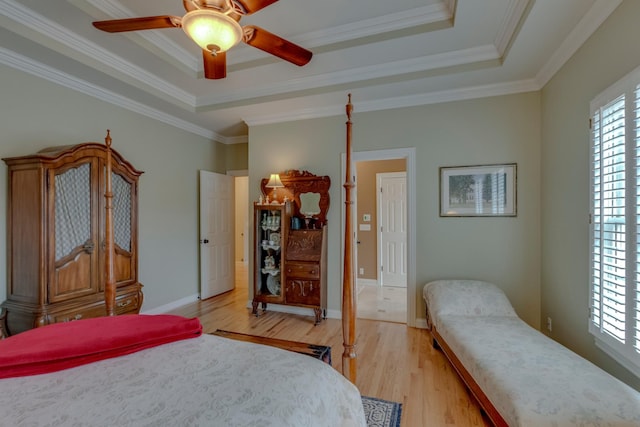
[589,66,640,378]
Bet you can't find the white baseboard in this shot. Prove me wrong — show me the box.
[141,294,199,315]
[245,300,340,320]
[140,294,427,329]
[415,317,428,329]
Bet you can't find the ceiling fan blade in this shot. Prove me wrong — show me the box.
[243,26,312,66]
[203,50,227,79]
[235,0,278,15]
[93,16,180,33]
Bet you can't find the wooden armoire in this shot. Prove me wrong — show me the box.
[1,143,143,335]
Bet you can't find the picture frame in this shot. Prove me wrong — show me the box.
[440,163,517,217]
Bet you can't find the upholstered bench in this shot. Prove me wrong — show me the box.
[423,279,640,426]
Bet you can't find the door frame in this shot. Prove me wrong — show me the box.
[228,169,249,264]
[341,148,416,326]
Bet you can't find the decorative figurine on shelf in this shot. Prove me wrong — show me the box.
[265,195,270,204]
[258,195,264,205]
[264,255,275,270]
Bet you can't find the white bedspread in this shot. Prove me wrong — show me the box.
[0,334,366,427]
[424,280,640,427]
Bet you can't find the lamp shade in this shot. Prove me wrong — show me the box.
[181,9,243,54]
[266,174,284,188]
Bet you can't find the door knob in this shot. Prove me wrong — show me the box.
[200,238,209,244]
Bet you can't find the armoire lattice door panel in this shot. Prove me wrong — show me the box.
[110,170,135,283]
[52,161,97,302]
[55,163,91,261]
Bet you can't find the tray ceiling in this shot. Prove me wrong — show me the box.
[0,0,621,143]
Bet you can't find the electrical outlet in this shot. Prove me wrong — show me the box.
[546,317,553,332]
[359,268,364,275]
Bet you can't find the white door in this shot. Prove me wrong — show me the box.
[378,172,407,287]
[199,171,235,299]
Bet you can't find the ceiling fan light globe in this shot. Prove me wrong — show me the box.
[182,9,242,53]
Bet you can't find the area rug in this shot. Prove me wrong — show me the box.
[362,396,402,427]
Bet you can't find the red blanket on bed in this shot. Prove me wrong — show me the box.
[0,314,202,379]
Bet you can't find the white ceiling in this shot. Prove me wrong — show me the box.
[0,0,621,143]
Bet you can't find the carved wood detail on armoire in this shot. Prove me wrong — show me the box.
[1,143,144,336]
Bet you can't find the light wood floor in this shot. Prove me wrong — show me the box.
[168,264,492,427]
[357,283,407,323]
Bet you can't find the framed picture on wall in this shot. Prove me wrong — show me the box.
[440,163,517,217]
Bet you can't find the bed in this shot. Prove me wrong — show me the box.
[423,279,640,427]
[0,110,366,426]
[0,95,366,427]
[0,314,366,426]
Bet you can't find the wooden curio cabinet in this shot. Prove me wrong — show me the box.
[252,202,291,310]
[1,143,144,335]
[252,170,330,325]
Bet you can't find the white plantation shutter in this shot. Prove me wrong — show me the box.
[591,95,626,341]
[589,67,640,377]
[635,85,640,355]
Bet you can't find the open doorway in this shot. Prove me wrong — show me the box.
[229,171,249,292]
[354,159,407,323]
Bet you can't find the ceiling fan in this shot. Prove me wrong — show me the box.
[92,0,313,79]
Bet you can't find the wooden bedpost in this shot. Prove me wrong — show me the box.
[104,130,116,316]
[342,94,357,382]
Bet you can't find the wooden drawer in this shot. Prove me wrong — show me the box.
[51,304,107,323]
[115,292,140,314]
[285,279,321,306]
[51,293,140,324]
[285,262,320,280]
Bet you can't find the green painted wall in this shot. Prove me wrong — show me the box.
[0,64,228,311]
[540,0,640,390]
[3,0,640,392]
[249,92,542,327]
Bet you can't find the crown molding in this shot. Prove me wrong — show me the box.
[494,0,533,56]
[198,44,500,107]
[299,3,453,47]
[0,0,196,105]
[72,0,457,71]
[79,0,457,71]
[0,47,221,142]
[84,0,199,72]
[535,0,622,87]
[245,0,621,128]
[243,79,539,126]
[224,135,249,144]
[0,0,618,142]
[215,2,455,64]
